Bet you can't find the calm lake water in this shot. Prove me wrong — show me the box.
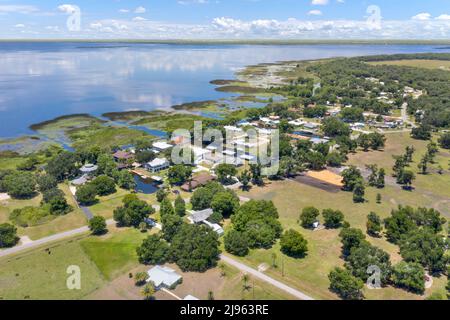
[0,42,449,138]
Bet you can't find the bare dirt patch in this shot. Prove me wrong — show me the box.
[292,175,341,193]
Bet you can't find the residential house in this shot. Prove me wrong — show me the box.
[181,173,216,192]
[145,158,170,173]
[146,266,182,290]
[152,141,173,154]
[188,208,214,224]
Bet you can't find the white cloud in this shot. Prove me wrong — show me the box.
[14,24,25,28]
[134,6,146,14]
[132,16,147,22]
[436,14,450,21]
[412,13,431,21]
[311,0,329,5]
[0,5,39,14]
[45,26,60,31]
[119,9,130,13]
[308,10,322,16]
[58,4,79,14]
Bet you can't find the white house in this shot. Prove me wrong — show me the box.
[188,208,213,224]
[145,158,170,173]
[203,220,224,236]
[147,266,182,290]
[152,141,173,153]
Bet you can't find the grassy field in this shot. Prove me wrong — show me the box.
[368,59,450,71]
[80,227,149,280]
[347,132,450,215]
[0,184,87,240]
[0,234,105,300]
[233,132,450,300]
[133,113,208,133]
[236,178,447,300]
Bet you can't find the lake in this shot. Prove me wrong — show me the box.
[0,42,449,138]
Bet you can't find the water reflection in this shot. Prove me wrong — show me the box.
[0,42,448,137]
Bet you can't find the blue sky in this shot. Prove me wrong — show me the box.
[1,0,450,39]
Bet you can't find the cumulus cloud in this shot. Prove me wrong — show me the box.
[58,4,79,14]
[311,0,329,5]
[308,10,323,16]
[0,5,39,14]
[412,13,431,21]
[436,14,450,20]
[134,6,146,14]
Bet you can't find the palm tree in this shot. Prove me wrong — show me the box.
[218,263,226,277]
[141,283,155,300]
[208,291,215,300]
[242,274,251,291]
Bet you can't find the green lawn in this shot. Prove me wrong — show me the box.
[369,59,450,71]
[235,174,448,300]
[0,235,105,300]
[80,228,148,281]
[0,184,87,240]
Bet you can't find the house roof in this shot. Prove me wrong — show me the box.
[153,141,173,150]
[181,173,215,191]
[189,208,213,223]
[71,175,88,186]
[147,266,182,288]
[80,164,98,173]
[113,150,133,160]
[147,158,169,168]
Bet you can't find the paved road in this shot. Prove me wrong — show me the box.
[220,254,314,300]
[0,219,115,259]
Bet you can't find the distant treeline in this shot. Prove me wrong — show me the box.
[357,53,450,62]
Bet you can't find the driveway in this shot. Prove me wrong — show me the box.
[220,254,314,300]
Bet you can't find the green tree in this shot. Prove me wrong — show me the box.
[136,234,169,265]
[216,163,237,185]
[91,175,116,196]
[339,227,367,256]
[376,168,385,188]
[43,188,71,215]
[341,166,363,191]
[160,197,175,217]
[399,229,446,273]
[328,267,364,300]
[224,229,250,257]
[174,195,186,217]
[366,212,382,237]
[168,165,193,186]
[438,132,450,149]
[89,216,107,235]
[345,242,392,286]
[239,169,252,191]
[170,224,220,272]
[0,223,19,248]
[46,151,79,182]
[322,117,351,138]
[134,272,149,286]
[211,191,240,218]
[161,213,183,242]
[191,182,225,210]
[391,261,425,294]
[300,206,320,229]
[113,194,155,227]
[75,184,97,206]
[323,209,344,229]
[116,170,136,190]
[352,182,365,203]
[396,169,415,190]
[2,171,37,199]
[231,200,282,249]
[141,283,155,300]
[36,174,57,192]
[156,188,167,203]
[280,229,308,258]
[417,155,429,174]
